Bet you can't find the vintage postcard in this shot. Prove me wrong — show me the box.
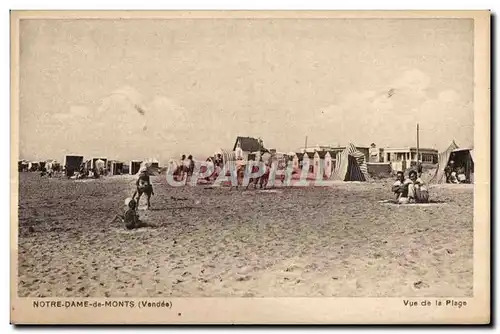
[10,10,490,324]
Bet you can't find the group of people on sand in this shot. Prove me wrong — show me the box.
[116,167,155,230]
[392,170,429,204]
[444,160,468,184]
[175,154,196,181]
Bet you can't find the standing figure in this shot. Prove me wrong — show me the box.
[179,154,186,181]
[187,155,195,181]
[132,168,154,209]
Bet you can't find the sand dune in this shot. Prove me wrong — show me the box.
[17,173,473,298]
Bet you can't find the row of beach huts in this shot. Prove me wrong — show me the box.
[229,136,473,183]
[18,136,473,184]
[229,136,441,181]
[18,155,160,177]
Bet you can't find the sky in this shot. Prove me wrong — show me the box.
[19,18,474,163]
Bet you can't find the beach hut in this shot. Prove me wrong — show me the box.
[45,159,61,172]
[318,151,334,179]
[108,160,124,175]
[220,148,237,165]
[94,159,106,176]
[28,161,39,171]
[91,158,108,171]
[28,161,39,172]
[296,153,305,169]
[312,151,334,179]
[64,155,84,177]
[302,152,314,173]
[18,160,29,172]
[313,152,321,176]
[331,143,369,182]
[122,164,130,175]
[84,159,92,171]
[129,160,143,175]
[290,153,299,170]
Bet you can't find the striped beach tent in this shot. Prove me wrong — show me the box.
[331,143,369,181]
[219,149,237,172]
[429,140,459,183]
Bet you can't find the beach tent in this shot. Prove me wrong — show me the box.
[91,158,108,170]
[108,161,124,175]
[129,160,143,175]
[331,143,369,181]
[94,159,106,176]
[428,140,458,184]
[429,141,474,183]
[64,155,84,176]
[45,159,60,172]
[219,148,237,165]
[18,160,29,172]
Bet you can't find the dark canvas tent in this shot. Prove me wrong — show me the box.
[129,160,143,175]
[429,141,474,183]
[331,143,369,181]
[108,161,124,175]
[64,155,84,177]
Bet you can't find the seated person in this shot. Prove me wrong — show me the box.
[392,171,411,203]
[407,170,429,203]
[449,171,459,184]
[456,166,467,183]
[446,160,459,183]
[122,198,151,229]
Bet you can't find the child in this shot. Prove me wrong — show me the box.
[137,169,154,195]
[124,198,141,229]
[457,166,467,183]
[120,198,157,229]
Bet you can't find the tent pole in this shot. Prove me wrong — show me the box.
[416,123,420,163]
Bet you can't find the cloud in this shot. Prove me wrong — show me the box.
[309,69,473,150]
[438,89,460,103]
[98,86,148,114]
[393,69,431,95]
[48,87,196,161]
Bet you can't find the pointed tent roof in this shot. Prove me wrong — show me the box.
[429,140,469,183]
[315,151,334,159]
[303,152,315,159]
[331,143,369,181]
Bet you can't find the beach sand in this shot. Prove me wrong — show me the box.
[17,173,473,298]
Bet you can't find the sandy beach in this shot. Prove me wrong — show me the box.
[17,173,473,298]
